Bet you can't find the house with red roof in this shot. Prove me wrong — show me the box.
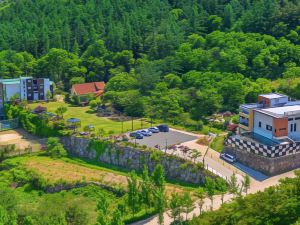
[71,82,105,104]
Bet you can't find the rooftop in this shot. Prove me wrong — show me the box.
[0,78,21,85]
[259,93,287,99]
[72,82,105,96]
[261,105,300,117]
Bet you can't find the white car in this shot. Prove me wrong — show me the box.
[139,129,152,136]
[220,153,236,163]
[148,127,159,133]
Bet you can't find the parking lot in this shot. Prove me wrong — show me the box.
[130,129,198,149]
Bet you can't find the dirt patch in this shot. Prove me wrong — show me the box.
[0,129,44,153]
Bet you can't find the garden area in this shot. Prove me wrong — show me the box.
[28,101,153,135]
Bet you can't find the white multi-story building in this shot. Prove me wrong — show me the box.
[239,93,300,142]
[0,77,53,102]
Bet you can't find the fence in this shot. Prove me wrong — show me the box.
[0,118,19,131]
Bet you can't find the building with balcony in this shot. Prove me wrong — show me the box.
[0,77,53,118]
[225,93,300,175]
[238,93,300,142]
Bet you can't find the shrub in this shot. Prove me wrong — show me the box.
[46,137,67,158]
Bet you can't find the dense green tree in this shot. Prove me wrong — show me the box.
[46,137,67,158]
[127,171,140,216]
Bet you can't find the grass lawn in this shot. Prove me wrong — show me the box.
[28,101,152,135]
[210,135,225,152]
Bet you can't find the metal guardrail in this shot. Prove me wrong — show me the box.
[0,118,19,131]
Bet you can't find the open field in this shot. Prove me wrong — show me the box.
[24,156,128,187]
[28,101,153,135]
[9,155,191,195]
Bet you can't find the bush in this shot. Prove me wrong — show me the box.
[4,104,62,137]
[46,137,67,158]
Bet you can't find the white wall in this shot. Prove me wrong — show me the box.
[287,115,300,140]
[4,83,21,101]
[253,111,274,139]
[43,79,51,100]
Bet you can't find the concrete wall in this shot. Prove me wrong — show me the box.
[224,146,300,176]
[4,83,20,101]
[43,78,52,100]
[61,136,214,185]
[288,116,300,140]
[253,111,274,139]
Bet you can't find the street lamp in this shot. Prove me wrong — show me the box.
[165,139,168,153]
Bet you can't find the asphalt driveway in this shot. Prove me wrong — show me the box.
[130,129,198,149]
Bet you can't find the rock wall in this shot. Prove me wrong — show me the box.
[61,136,212,184]
[224,146,300,176]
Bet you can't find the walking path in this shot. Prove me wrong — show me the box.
[131,169,297,225]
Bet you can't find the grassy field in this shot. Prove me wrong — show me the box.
[28,101,152,135]
[210,135,225,152]
[5,155,191,195]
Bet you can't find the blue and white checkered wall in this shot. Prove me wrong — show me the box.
[226,136,300,158]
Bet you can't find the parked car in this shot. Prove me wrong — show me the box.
[148,127,159,133]
[157,124,169,132]
[220,153,236,163]
[139,129,152,136]
[129,132,144,139]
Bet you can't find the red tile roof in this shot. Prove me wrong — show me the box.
[72,82,105,96]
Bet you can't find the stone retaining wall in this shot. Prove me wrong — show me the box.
[224,146,300,176]
[61,136,213,184]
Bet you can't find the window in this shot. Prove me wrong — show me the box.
[288,118,294,121]
[294,123,297,132]
[266,125,272,131]
[295,117,300,120]
[291,124,293,132]
[259,121,262,128]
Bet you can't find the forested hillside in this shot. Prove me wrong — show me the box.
[0,0,300,57]
[0,0,300,126]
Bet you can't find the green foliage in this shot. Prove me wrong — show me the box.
[46,137,67,158]
[55,106,67,118]
[151,164,165,190]
[190,171,300,225]
[4,104,62,137]
[127,171,140,216]
[87,140,110,157]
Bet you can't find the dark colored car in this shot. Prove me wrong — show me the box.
[129,132,144,139]
[157,124,169,132]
